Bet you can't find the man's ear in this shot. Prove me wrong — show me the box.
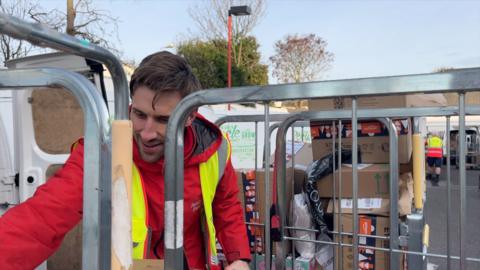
[185,111,197,127]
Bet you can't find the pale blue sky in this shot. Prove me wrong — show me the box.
[40,0,480,82]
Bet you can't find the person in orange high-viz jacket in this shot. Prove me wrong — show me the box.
[426,132,443,186]
[0,51,250,270]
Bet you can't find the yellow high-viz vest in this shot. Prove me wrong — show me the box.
[428,136,443,148]
[131,133,231,267]
[427,136,443,157]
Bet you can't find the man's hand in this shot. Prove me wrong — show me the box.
[225,259,250,270]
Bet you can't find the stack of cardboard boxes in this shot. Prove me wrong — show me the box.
[234,143,318,269]
[309,120,413,270]
[306,94,445,270]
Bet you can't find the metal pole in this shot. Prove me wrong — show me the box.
[254,120,258,270]
[332,120,337,270]
[446,116,452,270]
[380,118,399,270]
[458,93,466,270]
[338,120,344,270]
[165,97,202,270]
[255,121,259,171]
[264,104,272,270]
[290,126,295,263]
[273,114,302,269]
[227,14,232,110]
[352,98,359,270]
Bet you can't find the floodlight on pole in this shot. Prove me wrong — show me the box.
[227,5,251,110]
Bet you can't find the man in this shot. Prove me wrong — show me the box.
[0,51,251,270]
[426,131,443,186]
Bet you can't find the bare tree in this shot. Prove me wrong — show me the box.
[0,0,39,64]
[270,34,334,83]
[188,0,266,66]
[0,0,121,65]
[33,0,121,55]
[433,66,454,73]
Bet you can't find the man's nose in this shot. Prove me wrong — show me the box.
[140,118,157,141]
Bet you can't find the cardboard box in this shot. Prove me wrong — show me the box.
[444,92,480,106]
[335,215,390,270]
[308,94,447,111]
[316,164,390,198]
[291,143,314,167]
[310,119,412,164]
[316,163,414,200]
[133,259,164,270]
[325,172,414,216]
[397,173,414,216]
[327,198,390,216]
[271,142,314,168]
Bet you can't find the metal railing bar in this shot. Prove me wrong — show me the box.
[182,68,480,105]
[290,126,296,263]
[332,120,337,270]
[274,114,297,269]
[338,119,344,270]
[458,93,467,270]
[446,116,452,270]
[351,98,359,270]
[216,106,480,125]
[165,97,198,270]
[253,120,259,270]
[263,104,272,270]
[248,224,392,241]
[283,236,480,263]
[215,114,290,126]
[379,118,400,270]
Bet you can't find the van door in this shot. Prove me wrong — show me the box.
[0,106,17,216]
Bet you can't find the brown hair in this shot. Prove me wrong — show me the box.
[129,51,201,104]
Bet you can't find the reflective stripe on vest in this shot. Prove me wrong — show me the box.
[427,136,443,157]
[131,132,231,266]
[198,132,230,268]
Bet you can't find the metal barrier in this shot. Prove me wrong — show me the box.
[0,68,110,268]
[274,112,399,270]
[276,107,480,270]
[165,68,480,270]
[215,114,310,269]
[0,12,130,270]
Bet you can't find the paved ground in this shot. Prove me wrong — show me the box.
[423,167,480,270]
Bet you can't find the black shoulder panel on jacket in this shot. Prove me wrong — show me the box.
[192,118,219,156]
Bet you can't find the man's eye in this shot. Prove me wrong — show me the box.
[155,117,169,124]
[134,110,146,118]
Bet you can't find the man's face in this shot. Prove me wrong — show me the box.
[130,86,183,163]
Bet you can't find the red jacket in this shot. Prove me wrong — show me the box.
[0,114,250,269]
